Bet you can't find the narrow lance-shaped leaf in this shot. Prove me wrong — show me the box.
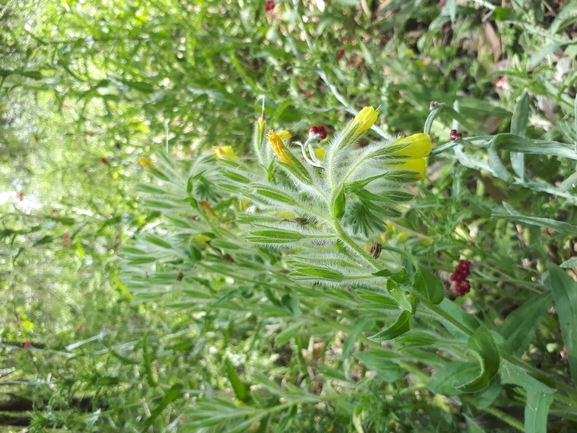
[510,91,530,180]
[497,291,552,356]
[525,389,554,433]
[548,264,577,386]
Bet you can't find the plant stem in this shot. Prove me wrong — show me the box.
[483,406,524,432]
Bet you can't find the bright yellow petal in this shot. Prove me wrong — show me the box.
[267,130,292,164]
[348,107,379,137]
[277,130,291,141]
[391,133,432,158]
[391,157,426,178]
[314,148,326,161]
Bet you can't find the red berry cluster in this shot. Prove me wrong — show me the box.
[264,0,274,11]
[309,125,327,140]
[450,129,463,141]
[450,260,471,296]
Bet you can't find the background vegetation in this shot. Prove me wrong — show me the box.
[1,0,577,432]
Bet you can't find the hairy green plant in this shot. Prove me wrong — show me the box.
[121,100,577,432]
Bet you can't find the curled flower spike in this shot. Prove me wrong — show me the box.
[267,130,292,165]
[348,107,378,138]
[391,133,432,158]
[213,145,238,159]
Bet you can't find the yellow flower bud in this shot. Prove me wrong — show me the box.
[389,157,426,179]
[267,130,292,165]
[212,145,238,159]
[348,106,379,137]
[193,234,212,244]
[391,133,432,158]
[139,157,151,169]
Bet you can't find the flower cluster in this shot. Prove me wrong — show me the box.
[450,260,471,296]
[450,129,462,141]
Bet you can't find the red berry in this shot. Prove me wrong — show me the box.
[336,48,345,61]
[18,191,23,201]
[23,342,31,349]
[309,126,319,134]
[463,280,471,290]
[317,126,327,140]
[264,0,274,11]
[100,157,108,165]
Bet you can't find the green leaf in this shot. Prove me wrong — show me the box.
[500,360,555,394]
[510,91,530,180]
[368,310,411,342]
[385,279,412,311]
[333,185,346,220]
[276,404,297,433]
[456,328,500,393]
[277,160,313,185]
[525,389,554,433]
[225,357,250,403]
[560,257,577,268]
[142,335,155,387]
[222,171,251,184]
[492,212,577,236]
[342,317,373,358]
[247,229,304,243]
[548,264,577,386]
[144,234,174,249]
[412,268,444,304]
[550,0,577,34]
[253,186,296,205]
[354,350,404,382]
[497,291,552,356]
[140,384,183,433]
[437,298,480,338]
[428,361,480,396]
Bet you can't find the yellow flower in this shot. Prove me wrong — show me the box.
[314,148,325,161]
[391,133,432,158]
[267,130,292,165]
[348,106,379,137]
[277,130,291,141]
[212,145,238,159]
[389,157,426,179]
[139,157,151,169]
